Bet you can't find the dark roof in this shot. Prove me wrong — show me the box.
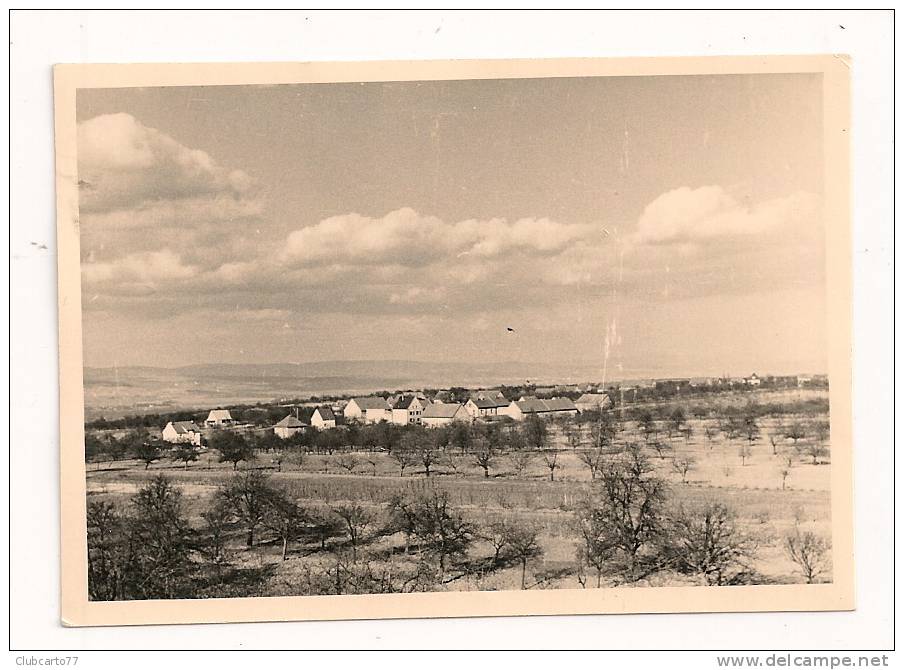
[544,397,578,412]
[170,420,201,434]
[314,406,335,421]
[514,397,577,413]
[392,395,420,410]
[469,398,498,409]
[275,415,305,428]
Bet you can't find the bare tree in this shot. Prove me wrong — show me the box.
[782,450,796,469]
[212,431,254,471]
[333,504,375,562]
[574,445,668,584]
[135,441,162,470]
[650,440,672,460]
[405,490,474,583]
[779,467,791,490]
[473,438,495,478]
[667,502,757,585]
[262,491,307,561]
[768,429,784,455]
[483,519,513,566]
[391,445,416,477]
[508,450,534,478]
[542,450,559,482]
[667,407,687,441]
[577,447,605,480]
[364,454,380,476]
[419,440,440,478]
[784,527,831,583]
[172,445,198,469]
[201,499,231,567]
[784,422,807,446]
[507,523,543,589]
[743,416,761,447]
[335,453,360,474]
[215,470,279,547]
[563,422,583,451]
[738,443,752,466]
[800,441,828,465]
[703,422,719,448]
[671,456,695,484]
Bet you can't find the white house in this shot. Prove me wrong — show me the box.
[311,406,336,429]
[503,397,578,421]
[464,396,508,419]
[390,395,428,425]
[421,402,469,427]
[344,396,391,424]
[205,409,234,428]
[744,373,762,387]
[575,393,612,413]
[274,415,306,439]
[161,421,203,446]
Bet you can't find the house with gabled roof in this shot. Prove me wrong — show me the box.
[390,394,428,425]
[344,396,391,424]
[421,402,469,428]
[204,409,234,428]
[503,397,578,421]
[274,414,306,439]
[464,395,508,419]
[162,420,203,446]
[311,405,336,429]
[575,392,612,413]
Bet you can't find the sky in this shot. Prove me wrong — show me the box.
[76,73,827,379]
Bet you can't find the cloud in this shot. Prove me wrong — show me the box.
[83,249,198,290]
[632,186,820,246]
[77,113,256,214]
[280,207,597,267]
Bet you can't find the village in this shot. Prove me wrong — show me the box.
[155,372,820,450]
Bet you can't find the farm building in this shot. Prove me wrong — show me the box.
[204,409,234,428]
[575,392,612,412]
[464,396,508,419]
[274,415,306,439]
[744,373,762,387]
[390,395,428,425]
[311,406,336,429]
[421,402,469,427]
[344,396,391,424]
[503,397,578,421]
[161,420,203,446]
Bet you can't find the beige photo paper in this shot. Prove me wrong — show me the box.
[54,56,853,626]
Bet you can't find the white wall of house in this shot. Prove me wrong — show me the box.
[344,400,363,421]
[162,422,202,446]
[364,408,389,424]
[311,410,336,429]
[274,425,303,439]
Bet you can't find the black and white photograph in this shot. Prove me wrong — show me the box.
[51,55,854,625]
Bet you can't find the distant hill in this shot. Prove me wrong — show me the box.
[82,359,620,420]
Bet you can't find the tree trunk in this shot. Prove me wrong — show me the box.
[520,559,527,589]
[282,537,288,561]
[247,527,254,547]
[233,461,238,471]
